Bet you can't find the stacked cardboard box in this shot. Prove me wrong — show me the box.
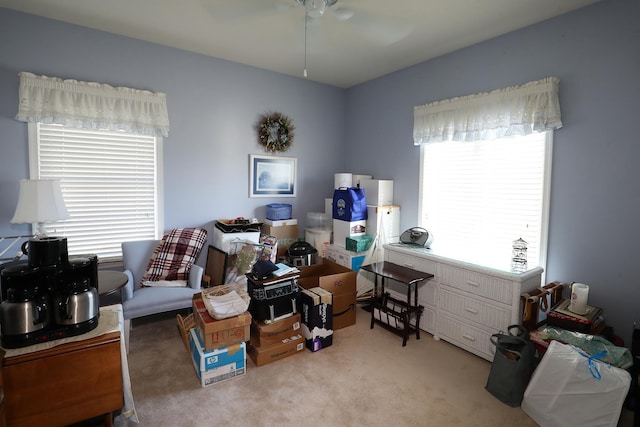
[190,329,246,387]
[300,287,333,352]
[327,244,367,271]
[189,293,252,387]
[261,222,299,258]
[248,313,305,366]
[298,258,357,330]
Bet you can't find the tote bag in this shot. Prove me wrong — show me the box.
[485,325,536,407]
[332,187,368,221]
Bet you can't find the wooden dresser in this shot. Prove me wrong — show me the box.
[384,244,543,361]
[2,330,123,427]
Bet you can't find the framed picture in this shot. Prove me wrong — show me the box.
[249,154,297,197]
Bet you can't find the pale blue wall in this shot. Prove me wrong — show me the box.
[0,8,345,239]
[1,0,639,344]
[345,0,640,343]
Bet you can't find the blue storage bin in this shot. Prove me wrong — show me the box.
[266,203,292,221]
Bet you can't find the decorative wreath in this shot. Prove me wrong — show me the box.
[256,112,295,153]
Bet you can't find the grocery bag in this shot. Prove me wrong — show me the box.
[332,187,367,221]
[485,324,536,407]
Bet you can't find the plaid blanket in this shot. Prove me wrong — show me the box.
[141,227,207,285]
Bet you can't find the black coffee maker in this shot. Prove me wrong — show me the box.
[0,237,100,348]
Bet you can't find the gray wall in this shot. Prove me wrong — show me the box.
[1,0,639,344]
[345,0,640,344]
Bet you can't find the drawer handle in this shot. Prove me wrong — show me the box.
[462,334,476,342]
[466,280,479,287]
[464,307,478,314]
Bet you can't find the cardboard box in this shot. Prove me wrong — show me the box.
[191,358,246,388]
[251,313,302,347]
[189,328,246,372]
[300,287,333,352]
[192,294,251,351]
[333,219,366,248]
[297,258,357,330]
[248,334,305,367]
[360,178,394,205]
[327,244,367,271]
[261,224,299,258]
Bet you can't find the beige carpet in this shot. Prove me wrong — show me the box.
[126,307,634,427]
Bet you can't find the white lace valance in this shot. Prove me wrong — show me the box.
[15,72,170,138]
[413,77,562,144]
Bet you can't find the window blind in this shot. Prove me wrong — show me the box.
[419,131,551,271]
[34,123,160,261]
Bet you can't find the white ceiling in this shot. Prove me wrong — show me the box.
[0,0,599,88]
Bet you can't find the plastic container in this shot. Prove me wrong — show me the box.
[307,212,331,230]
[266,204,292,221]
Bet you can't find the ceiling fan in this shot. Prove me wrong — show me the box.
[203,0,412,76]
[295,0,355,21]
[204,0,409,42]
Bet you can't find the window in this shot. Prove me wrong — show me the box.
[413,77,561,273]
[29,123,163,261]
[419,131,552,271]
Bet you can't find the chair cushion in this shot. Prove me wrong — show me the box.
[140,227,207,285]
[122,286,200,320]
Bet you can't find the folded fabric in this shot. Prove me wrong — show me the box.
[140,227,207,286]
[142,280,187,288]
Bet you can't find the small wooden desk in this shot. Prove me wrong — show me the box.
[361,261,434,346]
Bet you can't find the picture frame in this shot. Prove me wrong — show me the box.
[249,154,297,197]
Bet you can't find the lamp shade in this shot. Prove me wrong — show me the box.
[11,179,69,224]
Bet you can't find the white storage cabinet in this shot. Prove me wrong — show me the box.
[384,244,543,361]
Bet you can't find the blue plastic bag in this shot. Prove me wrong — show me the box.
[332,187,368,221]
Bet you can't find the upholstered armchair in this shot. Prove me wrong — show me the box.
[121,239,204,349]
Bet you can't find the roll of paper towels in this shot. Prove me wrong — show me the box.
[569,283,589,315]
[334,173,352,189]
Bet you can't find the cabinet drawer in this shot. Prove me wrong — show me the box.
[439,264,513,304]
[385,251,437,280]
[438,287,510,331]
[436,313,495,361]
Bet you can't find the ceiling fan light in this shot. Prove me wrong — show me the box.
[306,0,326,18]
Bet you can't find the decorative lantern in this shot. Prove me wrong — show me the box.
[511,237,528,272]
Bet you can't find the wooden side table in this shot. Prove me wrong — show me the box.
[2,306,126,427]
[98,270,128,297]
[3,331,123,427]
[361,261,434,346]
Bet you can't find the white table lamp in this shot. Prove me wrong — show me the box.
[11,179,69,238]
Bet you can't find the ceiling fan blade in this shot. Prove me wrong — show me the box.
[347,10,414,46]
[201,0,294,21]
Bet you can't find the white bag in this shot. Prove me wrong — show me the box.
[521,340,631,427]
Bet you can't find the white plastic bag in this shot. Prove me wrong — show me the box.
[521,340,631,427]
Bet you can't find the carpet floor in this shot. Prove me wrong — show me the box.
[126,307,634,427]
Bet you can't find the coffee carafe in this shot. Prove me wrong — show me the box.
[0,264,52,348]
[53,257,99,329]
